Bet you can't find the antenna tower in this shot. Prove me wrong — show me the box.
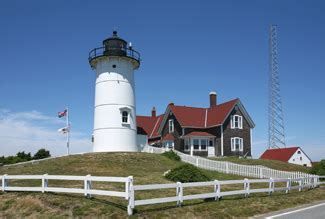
[268,25,286,149]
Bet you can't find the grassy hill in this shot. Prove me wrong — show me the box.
[211,156,311,173]
[0,152,324,218]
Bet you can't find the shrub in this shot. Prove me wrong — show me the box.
[33,148,51,160]
[165,164,211,182]
[310,160,325,176]
[17,151,32,161]
[162,150,181,161]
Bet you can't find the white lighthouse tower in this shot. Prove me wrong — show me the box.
[89,31,141,152]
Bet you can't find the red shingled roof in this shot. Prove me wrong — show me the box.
[184,131,215,137]
[169,99,238,128]
[136,114,163,138]
[260,147,299,162]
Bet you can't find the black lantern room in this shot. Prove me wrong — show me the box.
[89,31,141,69]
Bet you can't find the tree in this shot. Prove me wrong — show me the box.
[16,151,32,161]
[310,160,325,176]
[33,148,51,160]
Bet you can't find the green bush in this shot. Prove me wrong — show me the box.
[165,164,211,182]
[33,148,51,160]
[310,160,325,176]
[162,150,181,161]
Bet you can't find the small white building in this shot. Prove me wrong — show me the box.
[260,146,312,167]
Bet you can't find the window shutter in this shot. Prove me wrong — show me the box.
[239,138,243,151]
[239,116,243,129]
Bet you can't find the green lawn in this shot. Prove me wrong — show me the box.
[0,152,324,218]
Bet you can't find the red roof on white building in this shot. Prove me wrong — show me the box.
[260,147,300,162]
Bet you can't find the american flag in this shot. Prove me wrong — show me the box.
[58,109,67,118]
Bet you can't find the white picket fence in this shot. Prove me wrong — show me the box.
[142,145,168,154]
[143,146,317,182]
[1,174,324,216]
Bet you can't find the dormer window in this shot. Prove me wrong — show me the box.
[168,119,174,133]
[122,111,129,124]
[231,115,243,129]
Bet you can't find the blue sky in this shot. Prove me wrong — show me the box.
[0,0,324,160]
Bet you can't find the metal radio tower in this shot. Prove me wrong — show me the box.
[268,25,286,149]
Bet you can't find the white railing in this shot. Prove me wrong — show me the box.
[0,174,323,216]
[142,145,168,154]
[1,174,132,201]
[128,176,322,215]
[153,148,316,182]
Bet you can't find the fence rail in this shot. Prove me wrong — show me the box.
[0,174,324,216]
[1,174,132,200]
[128,176,321,215]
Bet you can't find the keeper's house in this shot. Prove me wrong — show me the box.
[137,92,255,157]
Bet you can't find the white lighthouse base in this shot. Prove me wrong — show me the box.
[93,129,139,152]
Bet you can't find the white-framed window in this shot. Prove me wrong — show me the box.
[231,137,243,152]
[122,111,129,124]
[119,107,131,125]
[192,138,208,151]
[168,119,174,133]
[231,115,243,129]
[184,139,190,151]
[163,140,174,149]
[200,139,207,150]
[193,139,200,150]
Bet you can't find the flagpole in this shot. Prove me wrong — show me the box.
[66,107,70,155]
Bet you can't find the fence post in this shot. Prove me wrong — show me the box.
[299,178,302,192]
[226,163,229,174]
[127,176,134,216]
[196,158,199,167]
[214,180,220,201]
[269,178,274,195]
[126,176,133,200]
[316,175,319,187]
[244,178,250,198]
[286,178,291,194]
[84,174,92,198]
[42,174,48,193]
[259,168,263,179]
[176,182,183,207]
[2,174,7,192]
[312,175,317,188]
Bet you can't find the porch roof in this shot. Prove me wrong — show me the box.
[183,131,215,138]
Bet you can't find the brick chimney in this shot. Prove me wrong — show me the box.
[151,106,156,117]
[209,91,217,107]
